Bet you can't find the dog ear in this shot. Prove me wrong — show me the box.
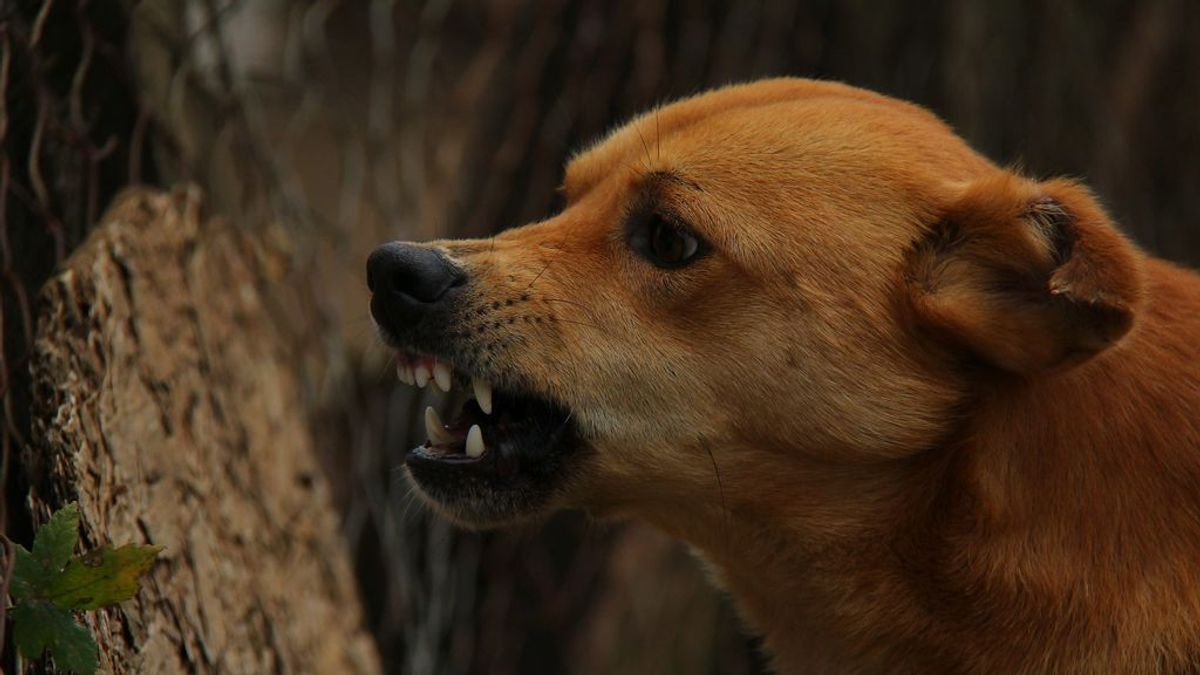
[905,172,1144,374]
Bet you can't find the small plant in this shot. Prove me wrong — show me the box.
[5,503,162,674]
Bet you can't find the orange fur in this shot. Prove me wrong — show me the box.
[421,79,1200,673]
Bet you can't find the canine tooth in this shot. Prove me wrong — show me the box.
[465,424,485,458]
[414,364,431,388]
[424,406,456,445]
[403,365,416,386]
[473,378,493,415]
[396,362,405,382]
[433,362,453,392]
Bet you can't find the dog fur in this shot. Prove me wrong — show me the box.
[410,79,1200,673]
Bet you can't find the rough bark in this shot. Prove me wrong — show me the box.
[25,187,381,675]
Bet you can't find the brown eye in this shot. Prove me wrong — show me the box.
[629,213,704,269]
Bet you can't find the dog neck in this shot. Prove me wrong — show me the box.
[619,447,945,672]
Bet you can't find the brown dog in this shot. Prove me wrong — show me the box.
[367,78,1200,673]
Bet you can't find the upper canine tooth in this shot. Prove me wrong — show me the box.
[424,406,456,445]
[433,362,453,392]
[465,424,485,458]
[414,364,431,388]
[473,378,493,415]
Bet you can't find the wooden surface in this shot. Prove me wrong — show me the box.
[26,187,381,674]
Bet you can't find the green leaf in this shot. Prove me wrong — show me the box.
[46,543,163,610]
[10,543,50,600]
[33,503,81,572]
[11,601,99,675]
[11,503,82,601]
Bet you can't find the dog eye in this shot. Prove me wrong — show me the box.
[630,214,703,268]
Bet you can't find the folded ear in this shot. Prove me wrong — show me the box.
[905,172,1144,374]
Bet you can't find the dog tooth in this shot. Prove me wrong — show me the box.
[424,406,456,445]
[433,362,453,392]
[473,378,493,415]
[414,364,431,388]
[465,424,485,458]
[396,362,406,383]
[403,365,416,386]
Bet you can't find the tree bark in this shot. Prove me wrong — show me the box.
[26,187,381,675]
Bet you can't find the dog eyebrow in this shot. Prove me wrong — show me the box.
[642,169,703,193]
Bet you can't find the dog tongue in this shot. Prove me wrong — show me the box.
[424,405,489,458]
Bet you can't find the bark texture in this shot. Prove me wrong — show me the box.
[26,187,381,675]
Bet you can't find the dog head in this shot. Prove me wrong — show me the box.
[367,79,1143,531]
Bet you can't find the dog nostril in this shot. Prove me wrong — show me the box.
[390,266,416,296]
[367,242,465,303]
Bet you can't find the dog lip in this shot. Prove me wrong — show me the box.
[408,439,516,470]
[407,443,518,473]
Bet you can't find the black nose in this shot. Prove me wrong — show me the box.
[367,242,465,303]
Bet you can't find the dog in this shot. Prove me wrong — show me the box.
[367,78,1200,673]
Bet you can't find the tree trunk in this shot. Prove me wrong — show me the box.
[26,187,380,675]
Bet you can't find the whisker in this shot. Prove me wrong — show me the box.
[396,483,425,523]
[635,122,654,171]
[370,347,404,380]
[525,260,553,290]
[552,410,575,436]
[539,296,604,326]
[655,105,662,164]
[701,440,732,552]
[539,296,595,313]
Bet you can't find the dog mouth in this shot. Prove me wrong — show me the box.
[397,350,574,465]
[391,349,582,525]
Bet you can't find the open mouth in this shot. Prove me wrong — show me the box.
[392,350,581,524]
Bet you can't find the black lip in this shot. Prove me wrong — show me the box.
[407,443,521,476]
[369,282,470,360]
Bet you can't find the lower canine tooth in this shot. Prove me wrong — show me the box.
[473,378,493,415]
[433,362,453,392]
[465,424,485,458]
[424,406,456,445]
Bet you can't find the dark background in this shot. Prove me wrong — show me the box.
[3,2,1198,673]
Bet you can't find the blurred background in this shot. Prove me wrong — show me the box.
[3,1,1198,673]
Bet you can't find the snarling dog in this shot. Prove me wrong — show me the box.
[367,79,1200,674]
